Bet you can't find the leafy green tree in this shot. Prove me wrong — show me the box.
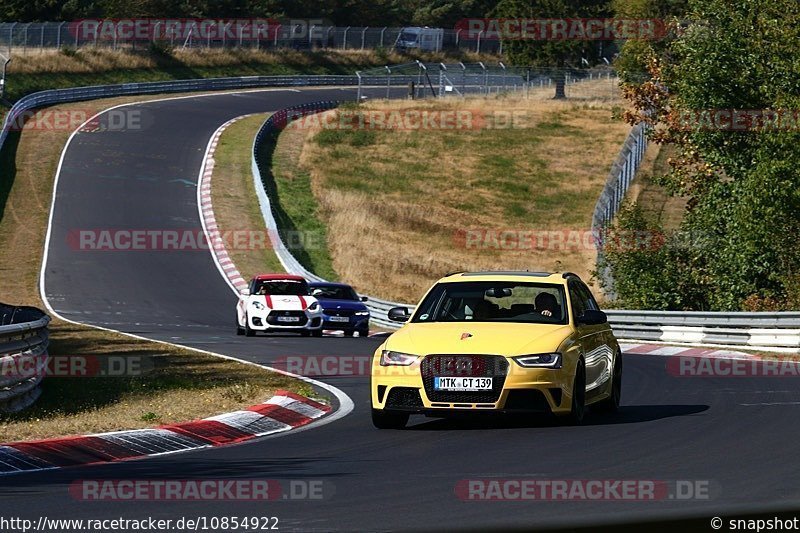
[617,0,800,310]
[493,0,610,98]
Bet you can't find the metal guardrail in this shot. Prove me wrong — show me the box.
[606,310,800,352]
[0,303,50,413]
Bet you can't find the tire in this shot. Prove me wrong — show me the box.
[300,330,311,337]
[371,409,409,429]
[358,329,370,338]
[594,352,622,413]
[244,314,255,337]
[311,329,323,337]
[236,314,245,336]
[343,330,354,337]
[560,359,586,425]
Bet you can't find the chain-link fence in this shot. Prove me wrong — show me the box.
[0,22,504,54]
[357,62,619,101]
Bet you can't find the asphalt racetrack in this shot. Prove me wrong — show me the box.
[3,87,799,531]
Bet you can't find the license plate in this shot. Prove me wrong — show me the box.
[329,316,349,323]
[434,377,493,391]
[276,316,301,323]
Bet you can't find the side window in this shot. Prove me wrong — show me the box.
[249,279,257,294]
[568,281,586,320]
[579,283,599,311]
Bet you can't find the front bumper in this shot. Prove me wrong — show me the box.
[321,313,370,331]
[248,311,323,331]
[371,356,574,415]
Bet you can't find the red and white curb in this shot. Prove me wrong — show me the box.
[197,117,389,339]
[0,391,329,475]
[620,343,761,360]
[199,115,252,294]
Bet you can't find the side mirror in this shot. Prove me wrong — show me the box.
[577,309,607,326]
[360,296,369,302]
[388,307,410,323]
[312,289,323,296]
[240,288,250,296]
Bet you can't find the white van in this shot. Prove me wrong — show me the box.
[395,27,444,52]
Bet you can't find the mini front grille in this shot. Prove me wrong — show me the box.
[421,354,508,404]
[266,310,308,326]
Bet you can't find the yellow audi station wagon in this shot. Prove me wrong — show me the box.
[371,271,622,429]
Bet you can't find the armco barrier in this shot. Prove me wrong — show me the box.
[0,303,50,412]
[250,101,416,329]
[606,310,800,352]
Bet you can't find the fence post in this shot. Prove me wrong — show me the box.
[380,27,386,47]
[385,65,392,99]
[343,26,350,50]
[274,24,280,48]
[356,70,362,102]
[476,30,484,54]
[56,21,65,49]
[361,27,368,50]
[23,23,29,54]
[455,29,462,48]
[499,61,506,91]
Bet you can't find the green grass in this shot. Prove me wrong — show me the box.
[265,126,338,280]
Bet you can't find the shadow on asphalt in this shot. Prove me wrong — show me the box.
[405,404,710,431]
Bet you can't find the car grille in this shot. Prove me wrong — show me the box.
[325,309,356,317]
[385,387,424,409]
[266,310,308,326]
[421,354,509,404]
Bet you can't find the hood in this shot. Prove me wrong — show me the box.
[317,298,368,312]
[385,322,573,356]
[247,294,316,311]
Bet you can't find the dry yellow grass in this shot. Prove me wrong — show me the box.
[0,92,316,441]
[294,90,629,301]
[210,112,285,279]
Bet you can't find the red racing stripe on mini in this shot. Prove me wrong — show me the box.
[264,295,273,308]
[299,296,308,310]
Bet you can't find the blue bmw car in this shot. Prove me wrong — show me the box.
[308,282,371,337]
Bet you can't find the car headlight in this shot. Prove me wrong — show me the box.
[355,311,370,316]
[512,353,562,368]
[308,302,320,312]
[380,350,417,366]
[251,301,266,310]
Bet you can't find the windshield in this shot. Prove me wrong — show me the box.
[399,31,418,42]
[411,281,568,325]
[311,285,359,300]
[253,280,309,296]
